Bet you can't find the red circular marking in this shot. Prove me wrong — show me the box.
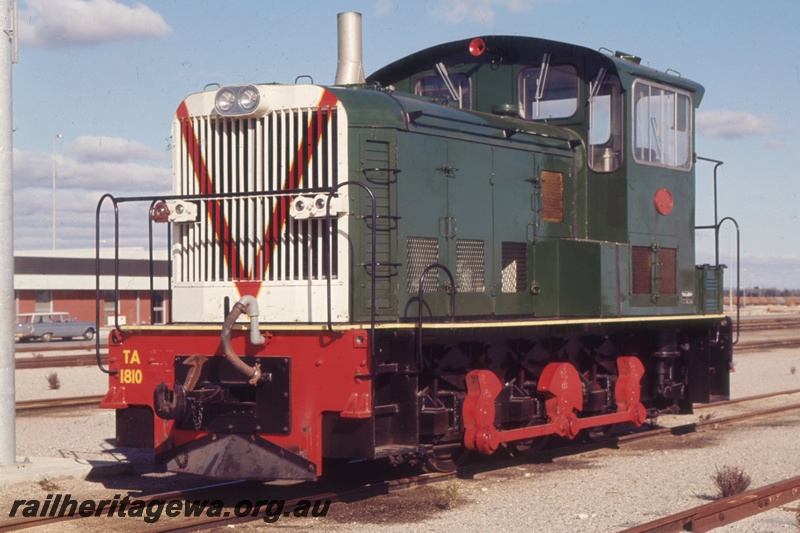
[654,188,673,215]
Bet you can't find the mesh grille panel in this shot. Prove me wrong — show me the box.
[407,237,439,293]
[456,239,485,293]
[501,242,527,293]
[541,170,564,223]
[632,246,652,295]
[659,248,677,294]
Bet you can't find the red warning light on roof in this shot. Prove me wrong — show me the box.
[469,38,486,57]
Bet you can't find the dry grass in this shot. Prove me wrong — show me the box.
[46,371,60,390]
[437,481,462,510]
[712,465,751,499]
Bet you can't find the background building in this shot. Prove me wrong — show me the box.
[14,248,169,326]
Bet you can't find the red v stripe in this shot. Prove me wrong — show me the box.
[175,90,340,299]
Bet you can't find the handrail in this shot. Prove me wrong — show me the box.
[94,193,119,375]
[325,182,377,366]
[147,199,172,326]
[95,186,341,375]
[718,216,740,345]
[416,264,456,371]
[694,156,724,264]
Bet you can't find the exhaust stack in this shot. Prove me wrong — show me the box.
[334,12,365,85]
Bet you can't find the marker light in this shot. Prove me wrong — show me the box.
[151,201,170,223]
[469,38,486,57]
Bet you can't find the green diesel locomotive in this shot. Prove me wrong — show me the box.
[99,13,733,479]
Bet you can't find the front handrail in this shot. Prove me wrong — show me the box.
[148,199,172,325]
[325,182,377,365]
[95,193,119,375]
[95,186,341,375]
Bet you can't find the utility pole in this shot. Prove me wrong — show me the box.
[0,0,16,466]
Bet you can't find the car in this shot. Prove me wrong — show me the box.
[15,312,95,342]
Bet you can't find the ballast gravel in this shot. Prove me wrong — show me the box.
[3,323,800,532]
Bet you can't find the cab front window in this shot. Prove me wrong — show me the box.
[588,72,623,173]
[415,73,471,109]
[518,64,578,120]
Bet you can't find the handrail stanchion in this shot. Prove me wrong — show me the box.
[416,264,456,371]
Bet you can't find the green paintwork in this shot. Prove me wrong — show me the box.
[328,34,720,323]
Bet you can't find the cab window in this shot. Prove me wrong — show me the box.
[518,64,578,120]
[588,72,623,173]
[414,73,472,109]
[633,80,692,170]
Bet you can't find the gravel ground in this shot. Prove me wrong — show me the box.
[3,330,800,532]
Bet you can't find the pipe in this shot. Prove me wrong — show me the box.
[220,296,266,386]
[334,12,365,85]
[0,0,14,467]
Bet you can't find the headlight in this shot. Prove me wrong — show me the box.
[214,89,236,113]
[213,84,262,115]
[239,87,260,110]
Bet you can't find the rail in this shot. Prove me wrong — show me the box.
[695,156,741,344]
[95,186,342,375]
[416,264,456,371]
[324,181,378,368]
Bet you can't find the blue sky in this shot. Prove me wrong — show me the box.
[11,0,800,289]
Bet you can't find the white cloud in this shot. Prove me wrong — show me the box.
[696,108,775,139]
[70,135,169,163]
[14,145,171,192]
[13,141,170,249]
[19,0,172,48]
[374,0,395,17]
[428,0,536,24]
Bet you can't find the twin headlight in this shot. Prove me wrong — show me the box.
[214,84,261,116]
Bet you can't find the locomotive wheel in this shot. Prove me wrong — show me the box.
[584,424,615,441]
[510,435,551,457]
[422,444,469,473]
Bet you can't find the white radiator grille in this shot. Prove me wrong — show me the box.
[174,106,339,284]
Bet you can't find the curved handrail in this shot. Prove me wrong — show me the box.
[95,193,119,375]
[718,216,740,345]
[416,263,456,371]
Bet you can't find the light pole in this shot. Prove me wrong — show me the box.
[52,133,62,249]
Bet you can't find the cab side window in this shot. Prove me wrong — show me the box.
[633,80,692,170]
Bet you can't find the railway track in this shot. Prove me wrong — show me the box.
[5,388,800,531]
[736,316,800,332]
[735,337,800,353]
[621,475,800,532]
[15,353,108,370]
[15,395,104,413]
